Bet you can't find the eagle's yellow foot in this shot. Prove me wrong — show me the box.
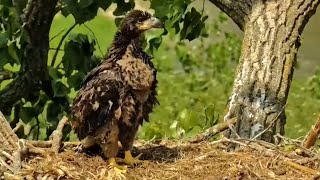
[108,157,127,173]
[122,150,143,166]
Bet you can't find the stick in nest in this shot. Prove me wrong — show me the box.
[302,114,320,149]
[190,117,237,143]
[50,116,69,154]
[285,161,320,175]
[0,113,69,174]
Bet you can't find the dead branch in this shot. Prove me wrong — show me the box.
[191,118,237,143]
[0,111,19,150]
[0,113,69,174]
[285,161,320,175]
[302,114,320,149]
[50,116,69,154]
[0,111,22,174]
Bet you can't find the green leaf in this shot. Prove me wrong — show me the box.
[52,80,70,97]
[78,0,94,8]
[62,33,96,76]
[150,0,173,18]
[19,107,36,123]
[0,49,9,67]
[7,44,19,64]
[180,7,206,41]
[114,17,123,27]
[48,66,63,80]
[148,36,162,54]
[99,0,112,10]
[0,0,13,6]
[112,0,135,16]
[62,0,99,24]
[46,102,61,124]
[61,6,71,17]
[0,32,8,48]
[67,72,85,90]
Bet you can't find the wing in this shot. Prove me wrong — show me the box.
[141,58,159,123]
[71,64,124,139]
[80,61,111,87]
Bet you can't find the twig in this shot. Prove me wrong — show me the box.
[51,23,77,67]
[25,142,47,154]
[82,23,104,57]
[201,0,205,15]
[0,111,19,150]
[50,29,65,42]
[275,133,304,144]
[275,133,320,159]
[302,114,320,149]
[0,156,14,173]
[49,47,64,51]
[3,172,23,180]
[12,122,22,133]
[27,140,52,148]
[0,149,14,161]
[50,116,69,154]
[253,103,287,140]
[285,161,320,175]
[191,117,237,143]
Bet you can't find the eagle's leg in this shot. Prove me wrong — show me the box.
[119,123,143,166]
[81,135,96,148]
[97,124,127,170]
[123,150,143,166]
[75,135,96,152]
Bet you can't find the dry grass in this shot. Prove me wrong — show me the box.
[1,139,320,180]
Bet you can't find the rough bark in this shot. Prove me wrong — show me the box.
[0,0,58,115]
[209,0,320,143]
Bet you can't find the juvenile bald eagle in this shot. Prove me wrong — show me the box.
[71,10,163,169]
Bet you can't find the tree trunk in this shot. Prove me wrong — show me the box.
[0,0,58,115]
[209,0,320,143]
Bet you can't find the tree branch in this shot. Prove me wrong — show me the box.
[190,118,237,143]
[0,0,59,115]
[208,0,252,31]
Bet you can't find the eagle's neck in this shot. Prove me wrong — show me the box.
[105,31,143,61]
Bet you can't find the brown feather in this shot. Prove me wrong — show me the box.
[71,10,160,159]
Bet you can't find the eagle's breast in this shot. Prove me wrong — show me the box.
[116,58,154,90]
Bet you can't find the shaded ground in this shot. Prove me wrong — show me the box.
[2,140,320,180]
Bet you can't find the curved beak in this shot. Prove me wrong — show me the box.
[137,17,164,31]
[150,17,164,28]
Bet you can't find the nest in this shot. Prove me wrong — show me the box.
[1,139,320,180]
[2,114,320,179]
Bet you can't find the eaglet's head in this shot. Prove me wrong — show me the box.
[119,10,164,37]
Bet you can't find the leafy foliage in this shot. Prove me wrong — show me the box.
[1,0,316,141]
[139,13,241,139]
[0,1,25,68]
[0,0,210,140]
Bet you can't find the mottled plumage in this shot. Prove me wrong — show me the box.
[71,10,163,167]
